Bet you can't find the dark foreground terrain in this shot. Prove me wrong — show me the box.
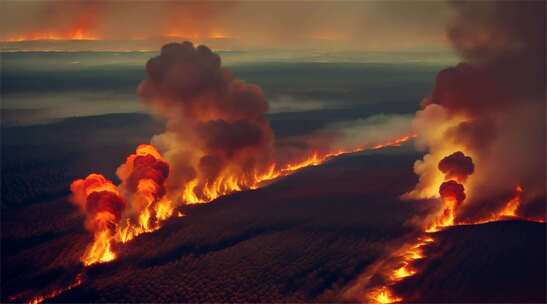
[2,142,545,303]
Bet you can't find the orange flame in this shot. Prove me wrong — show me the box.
[182,134,416,204]
[369,286,403,304]
[6,29,98,42]
[429,184,540,232]
[71,135,415,267]
[115,144,173,243]
[25,273,83,304]
[426,197,458,232]
[70,174,124,266]
[365,235,435,303]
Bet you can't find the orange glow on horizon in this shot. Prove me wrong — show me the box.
[6,29,99,42]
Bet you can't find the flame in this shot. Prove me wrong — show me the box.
[369,286,402,304]
[82,227,116,266]
[25,273,83,304]
[115,144,173,243]
[135,143,163,159]
[392,264,415,280]
[70,174,124,266]
[180,134,415,204]
[208,32,230,39]
[6,29,98,42]
[372,135,415,150]
[26,134,415,302]
[368,153,542,303]
[365,235,435,303]
[426,197,458,232]
[428,184,542,232]
[71,134,415,267]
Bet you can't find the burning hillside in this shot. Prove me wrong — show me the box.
[62,42,415,269]
[343,2,545,303]
[3,2,544,303]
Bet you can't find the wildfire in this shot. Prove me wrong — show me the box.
[432,184,544,230]
[364,149,543,303]
[69,135,415,267]
[181,135,416,205]
[70,174,125,266]
[365,235,435,303]
[26,273,83,304]
[6,29,98,42]
[369,287,402,304]
[115,144,173,243]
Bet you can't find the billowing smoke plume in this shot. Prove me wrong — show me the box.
[68,42,418,266]
[407,1,545,222]
[438,151,474,183]
[138,42,273,203]
[70,145,174,264]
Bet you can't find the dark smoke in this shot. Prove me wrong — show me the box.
[428,1,545,113]
[138,42,273,201]
[438,151,474,182]
[413,1,545,221]
[439,180,466,203]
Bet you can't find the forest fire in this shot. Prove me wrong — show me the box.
[363,235,436,303]
[115,144,172,243]
[6,29,98,41]
[26,274,84,304]
[362,149,543,303]
[5,2,100,42]
[70,174,124,266]
[71,135,414,267]
[62,42,419,271]
[369,287,402,304]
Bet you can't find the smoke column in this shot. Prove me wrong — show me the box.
[406,1,545,223]
[139,42,274,203]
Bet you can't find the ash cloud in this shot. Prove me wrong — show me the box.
[138,42,273,201]
[410,1,546,221]
[438,151,474,183]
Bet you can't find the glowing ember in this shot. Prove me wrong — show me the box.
[392,264,415,279]
[26,273,83,304]
[369,286,402,304]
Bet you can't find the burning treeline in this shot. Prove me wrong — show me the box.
[69,42,413,266]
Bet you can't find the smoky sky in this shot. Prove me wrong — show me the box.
[411,0,546,222]
[0,0,453,50]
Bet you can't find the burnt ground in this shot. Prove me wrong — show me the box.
[2,142,545,303]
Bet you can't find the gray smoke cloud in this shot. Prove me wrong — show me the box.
[409,1,545,222]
